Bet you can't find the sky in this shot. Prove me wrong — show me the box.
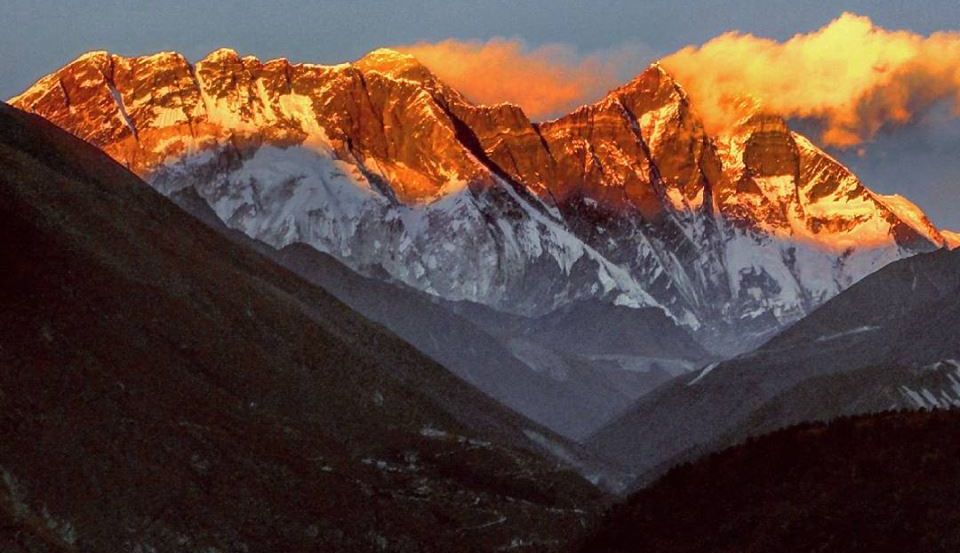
[3,0,960,229]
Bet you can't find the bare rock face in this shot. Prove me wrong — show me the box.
[10,48,952,349]
[742,114,799,179]
[536,64,721,217]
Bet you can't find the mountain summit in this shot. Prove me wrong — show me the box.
[11,48,954,349]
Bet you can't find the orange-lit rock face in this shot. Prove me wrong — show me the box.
[438,64,724,219]
[741,115,799,180]
[703,112,945,251]
[11,48,498,204]
[13,52,135,150]
[536,65,721,217]
[447,101,558,194]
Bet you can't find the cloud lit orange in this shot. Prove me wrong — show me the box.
[396,38,650,120]
[399,14,960,148]
[661,12,960,147]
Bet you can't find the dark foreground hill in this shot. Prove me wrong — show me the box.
[577,408,960,553]
[0,103,604,553]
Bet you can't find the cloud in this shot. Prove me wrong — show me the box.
[660,12,960,147]
[395,38,654,119]
[395,15,960,148]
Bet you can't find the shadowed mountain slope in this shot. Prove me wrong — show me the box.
[169,184,679,444]
[0,102,605,553]
[589,246,960,484]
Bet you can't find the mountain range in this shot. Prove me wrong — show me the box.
[11,48,957,356]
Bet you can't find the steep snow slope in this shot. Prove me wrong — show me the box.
[155,143,661,317]
[171,184,695,442]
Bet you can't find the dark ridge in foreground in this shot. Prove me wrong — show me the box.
[0,102,604,553]
[577,408,960,553]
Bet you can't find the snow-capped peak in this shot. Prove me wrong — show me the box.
[354,48,438,83]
